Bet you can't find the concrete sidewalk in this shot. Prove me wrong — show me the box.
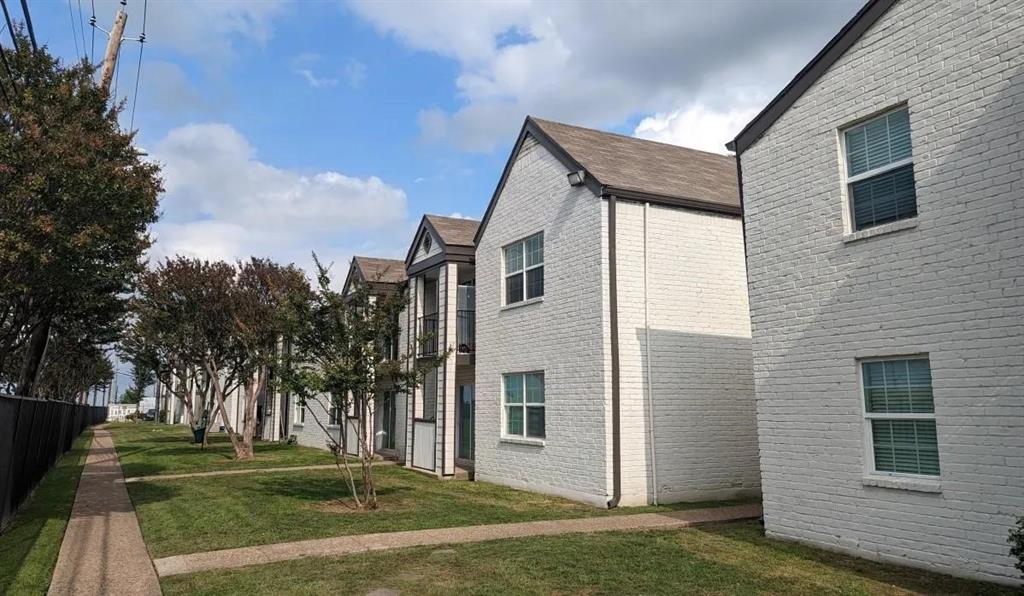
[48,429,161,596]
[154,503,762,577]
[123,460,395,483]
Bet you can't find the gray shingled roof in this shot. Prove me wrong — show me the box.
[424,214,479,247]
[353,256,406,285]
[531,117,739,209]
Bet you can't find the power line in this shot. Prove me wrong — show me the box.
[128,0,146,130]
[89,0,95,62]
[0,23,17,97]
[77,0,88,61]
[1,0,16,49]
[17,0,35,53]
[67,0,81,61]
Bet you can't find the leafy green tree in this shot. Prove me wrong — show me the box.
[0,30,162,397]
[283,255,443,509]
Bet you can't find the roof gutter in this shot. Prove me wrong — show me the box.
[605,191,622,509]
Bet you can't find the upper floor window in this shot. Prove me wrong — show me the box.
[861,357,939,476]
[843,107,916,231]
[504,233,543,305]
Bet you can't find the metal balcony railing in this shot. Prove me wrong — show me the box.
[457,309,475,354]
[417,313,439,357]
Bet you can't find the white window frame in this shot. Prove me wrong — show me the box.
[838,104,916,234]
[501,371,545,441]
[858,355,938,479]
[502,232,544,306]
[293,398,305,426]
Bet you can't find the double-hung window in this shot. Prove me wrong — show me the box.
[862,357,939,476]
[329,401,343,426]
[503,372,545,439]
[504,233,543,305]
[294,399,305,425]
[843,107,917,231]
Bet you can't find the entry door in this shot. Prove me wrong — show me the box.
[457,384,474,461]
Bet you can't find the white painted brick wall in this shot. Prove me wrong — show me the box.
[740,0,1023,585]
[614,201,760,505]
[475,137,611,506]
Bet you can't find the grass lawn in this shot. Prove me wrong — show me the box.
[0,430,92,595]
[118,423,753,558]
[108,422,338,478]
[130,464,748,559]
[161,521,1015,595]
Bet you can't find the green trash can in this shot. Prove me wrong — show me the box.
[193,426,206,444]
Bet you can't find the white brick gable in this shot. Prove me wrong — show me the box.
[739,0,1023,585]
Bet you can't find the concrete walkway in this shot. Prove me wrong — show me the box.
[154,503,762,577]
[123,460,395,483]
[48,429,161,596]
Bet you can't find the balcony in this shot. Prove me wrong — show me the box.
[417,313,439,357]
[457,309,475,354]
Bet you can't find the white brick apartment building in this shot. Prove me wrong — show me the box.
[728,0,1023,585]
[473,117,761,507]
[289,256,409,461]
[402,215,479,479]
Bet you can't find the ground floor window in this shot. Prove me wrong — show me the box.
[862,357,938,476]
[503,372,544,439]
[293,399,305,424]
[329,400,343,426]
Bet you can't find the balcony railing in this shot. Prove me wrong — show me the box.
[457,309,475,354]
[417,313,439,357]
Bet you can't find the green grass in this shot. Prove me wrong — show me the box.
[107,422,339,478]
[0,430,92,595]
[115,421,750,559]
[130,464,746,559]
[161,521,1015,595]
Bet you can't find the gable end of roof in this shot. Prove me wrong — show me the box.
[728,0,899,155]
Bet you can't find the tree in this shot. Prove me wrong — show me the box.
[218,258,309,460]
[32,334,113,401]
[123,258,237,432]
[121,361,154,404]
[283,255,443,509]
[0,30,162,397]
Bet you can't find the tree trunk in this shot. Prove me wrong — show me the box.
[206,360,245,458]
[15,317,51,397]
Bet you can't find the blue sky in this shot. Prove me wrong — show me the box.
[26,0,861,277]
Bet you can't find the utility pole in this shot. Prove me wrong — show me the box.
[98,1,127,93]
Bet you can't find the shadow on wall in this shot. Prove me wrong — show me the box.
[752,57,1023,580]
[635,328,758,501]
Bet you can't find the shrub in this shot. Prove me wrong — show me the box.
[1009,515,1024,577]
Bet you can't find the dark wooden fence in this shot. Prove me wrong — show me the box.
[0,395,106,530]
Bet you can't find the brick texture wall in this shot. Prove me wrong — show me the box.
[740,0,1023,585]
[475,137,611,506]
[614,201,760,504]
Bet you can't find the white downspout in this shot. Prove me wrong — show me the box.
[643,202,659,505]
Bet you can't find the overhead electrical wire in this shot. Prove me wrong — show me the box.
[77,0,88,62]
[90,0,95,62]
[1,0,17,49]
[67,0,81,61]
[18,0,36,52]
[128,0,147,130]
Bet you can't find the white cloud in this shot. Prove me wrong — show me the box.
[343,58,368,88]
[92,0,288,63]
[149,123,409,277]
[292,53,340,88]
[349,0,860,153]
[634,103,763,155]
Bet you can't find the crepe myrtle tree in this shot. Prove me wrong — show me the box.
[282,255,446,510]
[222,258,309,460]
[122,258,238,434]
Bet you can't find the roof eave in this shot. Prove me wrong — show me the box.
[601,185,742,216]
[728,0,899,155]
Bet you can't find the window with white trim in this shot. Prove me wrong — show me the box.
[862,357,939,476]
[842,106,917,231]
[503,372,544,439]
[504,233,543,305]
[293,398,305,425]
[329,400,343,426]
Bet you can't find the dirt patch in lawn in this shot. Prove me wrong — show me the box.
[308,497,415,514]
